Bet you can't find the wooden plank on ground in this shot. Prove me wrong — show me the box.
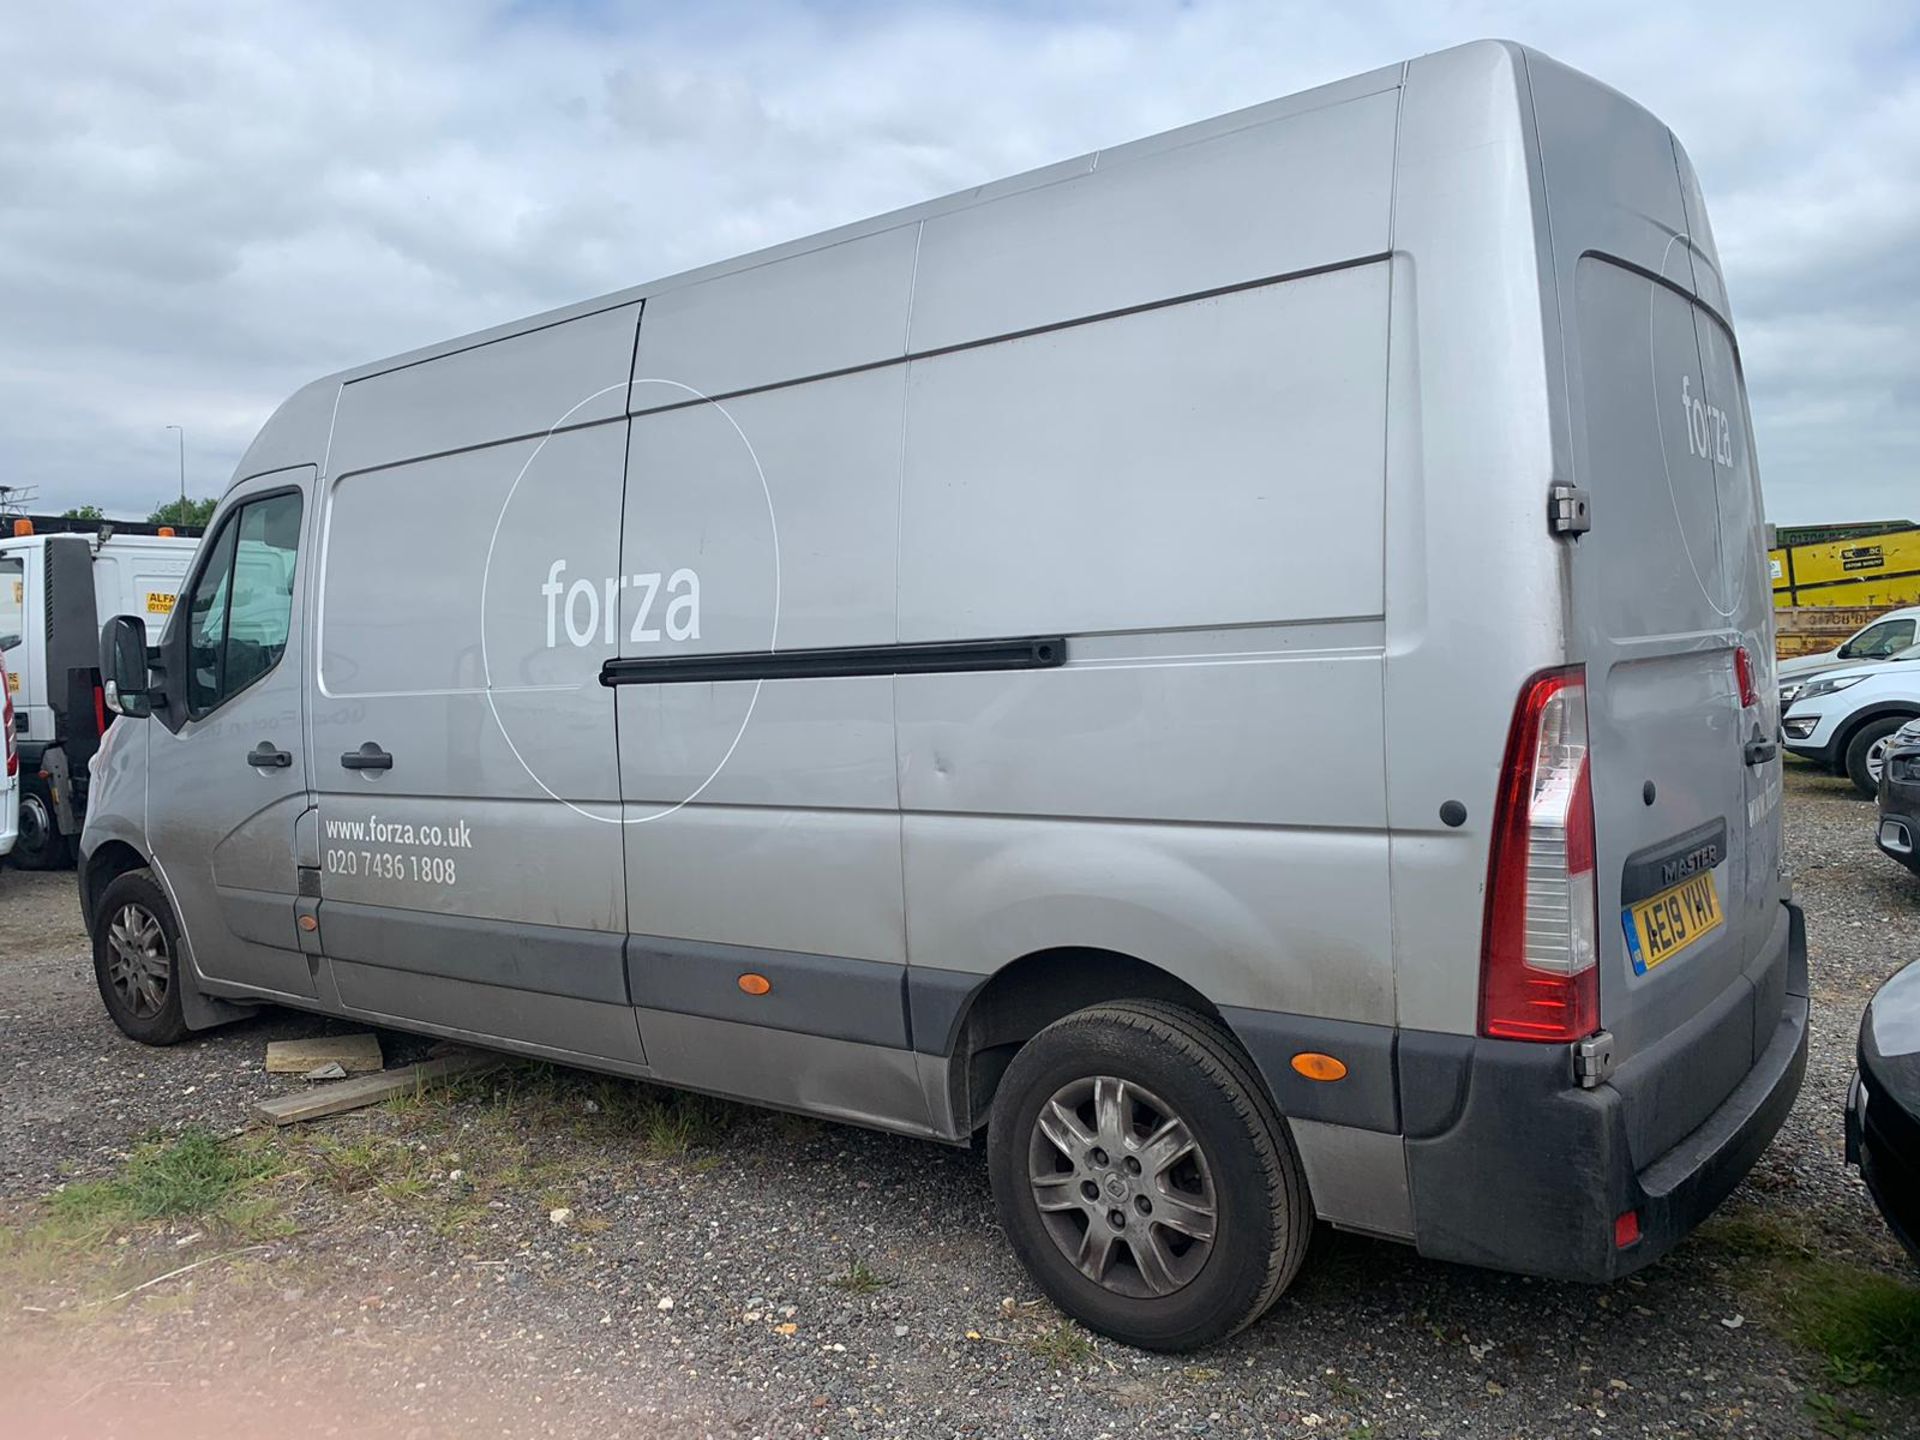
[251,1050,507,1127]
[264,1033,385,1074]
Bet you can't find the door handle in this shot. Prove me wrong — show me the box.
[1745,738,1778,767]
[248,742,293,770]
[340,742,393,772]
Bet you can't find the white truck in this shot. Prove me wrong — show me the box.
[0,528,195,866]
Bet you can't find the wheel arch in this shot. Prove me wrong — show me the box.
[941,946,1252,1134]
[80,838,151,926]
[1834,703,1919,771]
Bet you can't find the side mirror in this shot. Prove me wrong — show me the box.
[100,614,154,719]
[1837,641,1857,659]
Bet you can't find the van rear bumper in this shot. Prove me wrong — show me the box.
[1400,902,1808,1282]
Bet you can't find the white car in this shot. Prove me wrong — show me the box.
[1778,606,1920,708]
[1782,645,1920,796]
[2,648,19,858]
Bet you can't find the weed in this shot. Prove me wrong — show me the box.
[1806,1389,1881,1435]
[300,1135,418,1195]
[829,1254,890,1295]
[1026,1322,1095,1369]
[1701,1205,1920,1399]
[1325,1370,1365,1404]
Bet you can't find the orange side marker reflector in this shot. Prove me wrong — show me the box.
[737,973,771,996]
[298,915,318,933]
[1290,1052,1348,1082]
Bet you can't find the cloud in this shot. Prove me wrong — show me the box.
[1,0,1915,523]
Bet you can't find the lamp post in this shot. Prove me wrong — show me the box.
[164,425,185,525]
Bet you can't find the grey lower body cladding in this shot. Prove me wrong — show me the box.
[1400,902,1808,1281]
[310,900,1808,1278]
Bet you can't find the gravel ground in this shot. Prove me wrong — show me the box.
[1,762,1916,1439]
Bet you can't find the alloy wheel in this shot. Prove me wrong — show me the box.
[1026,1075,1217,1299]
[105,903,171,1019]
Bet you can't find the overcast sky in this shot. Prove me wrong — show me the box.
[3,1,1915,523]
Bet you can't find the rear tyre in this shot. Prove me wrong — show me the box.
[12,778,72,870]
[91,869,190,1046]
[1846,717,1909,799]
[987,1000,1311,1351]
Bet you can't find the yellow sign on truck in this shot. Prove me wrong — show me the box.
[1770,526,1920,609]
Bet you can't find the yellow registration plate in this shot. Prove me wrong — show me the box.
[1623,872,1723,975]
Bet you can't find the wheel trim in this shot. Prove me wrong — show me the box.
[18,792,51,849]
[105,903,171,1019]
[1027,1074,1217,1299]
[1868,735,1889,783]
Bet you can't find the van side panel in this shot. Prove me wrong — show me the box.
[898,244,1393,1024]
[616,368,908,967]
[907,87,1396,352]
[1382,41,1569,1037]
[628,226,919,411]
[312,310,641,1065]
[325,302,638,475]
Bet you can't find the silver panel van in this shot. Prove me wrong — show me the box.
[82,40,1806,1350]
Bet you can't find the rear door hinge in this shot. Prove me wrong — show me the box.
[1549,483,1592,537]
[1573,1030,1615,1088]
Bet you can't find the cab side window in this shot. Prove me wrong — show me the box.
[183,492,302,716]
[1847,619,1914,660]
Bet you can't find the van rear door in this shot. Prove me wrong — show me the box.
[1565,255,1780,1154]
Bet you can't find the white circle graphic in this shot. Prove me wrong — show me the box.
[477,378,781,826]
[1646,230,1745,622]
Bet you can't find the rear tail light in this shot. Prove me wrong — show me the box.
[1480,667,1599,1042]
[1734,646,1758,708]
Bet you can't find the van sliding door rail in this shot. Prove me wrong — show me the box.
[600,636,1066,686]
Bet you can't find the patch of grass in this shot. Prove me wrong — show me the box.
[1699,1207,1920,1399]
[50,1129,280,1226]
[0,1130,288,1305]
[828,1254,890,1295]
[1789,1265,1920,1395]
[1026,1321,1096,1369]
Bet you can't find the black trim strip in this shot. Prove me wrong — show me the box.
[602,635,1066,687]
[626,934,910,1050]
[322,900,630,1005]
[1619,818,1727,907]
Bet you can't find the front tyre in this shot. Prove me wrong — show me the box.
[91,869,190,1045]
[987,1000,1311,1351]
